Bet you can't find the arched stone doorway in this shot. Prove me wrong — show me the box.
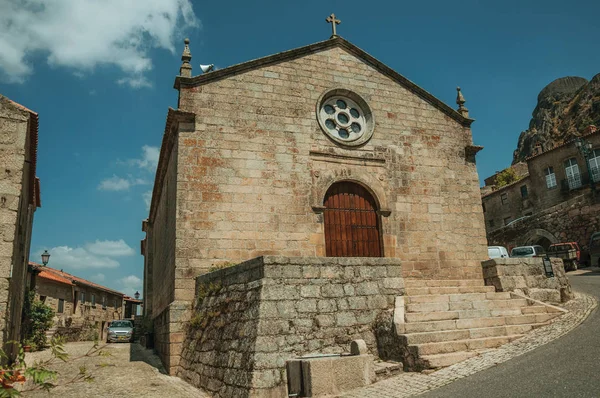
[523,228,558,250]
[323,181,383,257]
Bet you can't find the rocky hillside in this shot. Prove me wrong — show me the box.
[512,74,600,164]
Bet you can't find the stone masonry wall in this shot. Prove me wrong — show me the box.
[487,191,600,254]
[482,257,572,303]
[148,140,179,371]
[178,256,404,398]
[0,98,35,359]
[173,45,487,288]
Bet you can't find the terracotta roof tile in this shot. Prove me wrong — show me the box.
[29,262,124,296]
[37,270,73,286]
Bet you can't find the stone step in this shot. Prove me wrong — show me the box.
[405,279,485,288]
[420,351,479,368]
[405,286,496,296]
[405,307,520,322]
[406,292,512,304]
[412,335,523,356]
[403,314,553,333]
[406,299,530,313]
[404,323,545,345]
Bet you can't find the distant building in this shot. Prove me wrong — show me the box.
[123,295,142,319]
[28,264,124,341]
[482,125,600,253]
[0,95,41,359]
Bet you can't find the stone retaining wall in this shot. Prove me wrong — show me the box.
[482,257,572,303]
[177,256,403,398]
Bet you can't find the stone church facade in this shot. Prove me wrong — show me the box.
[142,35,490,392]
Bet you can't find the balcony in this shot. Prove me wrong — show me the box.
[560,169,600,193]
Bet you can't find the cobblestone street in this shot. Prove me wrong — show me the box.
[21,342,208,398]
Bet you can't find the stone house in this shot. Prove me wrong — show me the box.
[482,125,600,251]
[123,295,142,319]
[28,263,124,341]
[142,33,489,376]
[0,95,41,359]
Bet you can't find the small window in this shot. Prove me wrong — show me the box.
[91,294,96,306]
[39,296,46,303]
[58,299,64,314]
[503,216,512,226]
[545,167,557,189]
[80,292,85,303]
[114,299,118,309]
[520,185,528,198]
[500,193,508,205]
[102,296,106,309]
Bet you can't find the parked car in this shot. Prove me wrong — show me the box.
[589,232,600,267]
[106,320,134,343]
[488,246,509,259]
[510,245,546,258]
[547,242,581,271]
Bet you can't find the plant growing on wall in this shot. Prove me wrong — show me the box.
[21,292,55,350]
[495,168,519,187]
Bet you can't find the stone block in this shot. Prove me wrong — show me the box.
[300,355,375,397]
[321,284,345,298]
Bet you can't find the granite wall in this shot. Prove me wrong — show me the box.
[482,257,572,303]
[177,256,403,398]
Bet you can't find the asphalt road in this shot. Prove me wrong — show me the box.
[420,269,600,398]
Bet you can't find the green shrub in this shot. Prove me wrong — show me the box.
[22,291,55,350]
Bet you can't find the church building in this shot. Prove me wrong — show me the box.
[139,17,522,396]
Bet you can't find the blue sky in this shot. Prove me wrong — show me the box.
[0,0,598,295]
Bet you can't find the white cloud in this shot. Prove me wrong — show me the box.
[130,145,160,171]
[143,190,153,210]
[98,175,131,191]
[40,246,120,270]
[85,239,135,257]
[117,76,152,89]
[90,273,106,283]
[119,275,143,297]
[98,174,149,191]
[0,0,199,85]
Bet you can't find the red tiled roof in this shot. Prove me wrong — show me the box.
[124,295,143,304]
[29,262,124,296]
[37,269,73,286]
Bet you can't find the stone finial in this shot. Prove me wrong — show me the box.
[180,38,192,77]
[456,86,469,118]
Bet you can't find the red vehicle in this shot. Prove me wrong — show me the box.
[547,242,583,271]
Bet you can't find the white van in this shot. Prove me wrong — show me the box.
[488,246,509,259]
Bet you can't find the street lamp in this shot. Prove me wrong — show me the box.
[574,137,596,193]
[41,250,50,266]
[134,291,140,300]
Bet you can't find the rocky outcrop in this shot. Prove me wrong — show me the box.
[513,74,600,163]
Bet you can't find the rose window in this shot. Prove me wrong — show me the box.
[317,89,374,146]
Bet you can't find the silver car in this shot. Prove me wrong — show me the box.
[106,320,133,343]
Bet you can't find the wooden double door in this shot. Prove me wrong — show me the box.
[323,182,383,257]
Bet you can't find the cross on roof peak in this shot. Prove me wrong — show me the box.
[326,13,341,38]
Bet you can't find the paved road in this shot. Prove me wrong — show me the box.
[420,269,600,398]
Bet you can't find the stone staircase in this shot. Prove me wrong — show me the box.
[398,279,565,370]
